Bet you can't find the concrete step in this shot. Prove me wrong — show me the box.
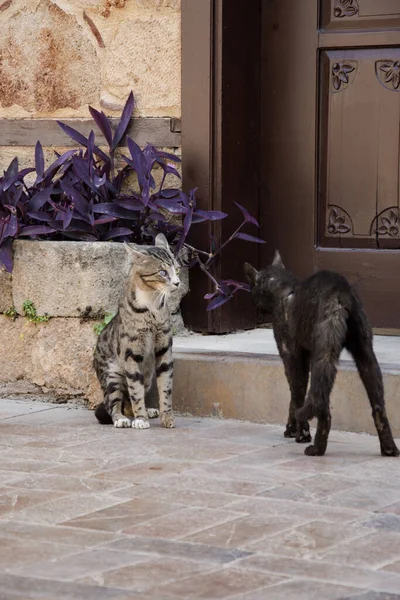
[172,329,400,437]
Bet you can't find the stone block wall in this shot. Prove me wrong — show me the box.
[0,0,181,119]
[0,0,182,171]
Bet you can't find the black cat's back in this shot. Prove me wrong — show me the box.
[292,270,355,349]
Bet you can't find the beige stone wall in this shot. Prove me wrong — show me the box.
[0,0,181,119]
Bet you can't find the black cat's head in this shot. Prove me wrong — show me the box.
[244,250,285,311]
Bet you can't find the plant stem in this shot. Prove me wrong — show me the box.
[183,243,211,260]
[195,256,220,289]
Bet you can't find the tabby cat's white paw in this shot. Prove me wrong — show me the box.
[132,418,150,429]
[114,417,132,428]
[147,408,159,419]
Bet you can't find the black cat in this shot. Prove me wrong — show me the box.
[244,251,399,457]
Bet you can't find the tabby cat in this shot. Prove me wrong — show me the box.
[244,251,399,457]
[94,234,180,429]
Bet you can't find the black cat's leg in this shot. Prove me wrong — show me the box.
[155,336,175,428]
[284,399,297,438]
[346,323,399,457]
[301,354,336,456]
[282,350,311,443]
[124,349,149,429]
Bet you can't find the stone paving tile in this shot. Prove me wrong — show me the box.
[235,554,400,592]
[377,501,400,516]
[0,399,400,600]
[154,472,272,496]
[9,548,150,583]
[143,567,286,599]
[122,507,247,539]
[63,497,187,533]
[76,557,213,591]
[226,495,371,524]
[184,514,309,549]
[0,487,68,516]
[105,536,254,564]
[362,514,400,533]
[0,573,137,599]
[258,474,361,503]
[6,472,132,495]
[7,493,127,526]
[341,594,400,600]
[320,530,400,569]
[233,580,360,600]
[112,482,246,508]
[315,483,400,512]
[0,537,81,571]
[0,521,122,547]
[244,520,371,559]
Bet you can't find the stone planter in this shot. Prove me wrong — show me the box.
[0,240,189,406]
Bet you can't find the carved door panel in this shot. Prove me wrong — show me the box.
[261,0,400,328]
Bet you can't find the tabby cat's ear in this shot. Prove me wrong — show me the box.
[244,262,260,285]
[155,233,169,250]
[272,250,284,269]
[124,243,148,264]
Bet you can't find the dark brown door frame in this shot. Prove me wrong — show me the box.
[181,0,261,333]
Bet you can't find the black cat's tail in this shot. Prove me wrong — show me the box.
[94,402,113,425]
[296,296,348,421]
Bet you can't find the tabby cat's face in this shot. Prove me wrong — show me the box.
[137,246,181,293]
[128,234,181,296]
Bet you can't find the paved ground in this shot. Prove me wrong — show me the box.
[1,400,400,600]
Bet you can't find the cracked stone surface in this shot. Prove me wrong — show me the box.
[0,399,400,599]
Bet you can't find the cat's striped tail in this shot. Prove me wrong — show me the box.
[94,402,113,424]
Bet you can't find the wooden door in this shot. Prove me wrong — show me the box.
[261,0,400,328]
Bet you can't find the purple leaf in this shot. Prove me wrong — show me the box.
[87,130,95,170]
[114,197,144,211]
[2,214,18,239]
[177,203,194,251]
[93,173,107,188]
[153,147,181,163]
[57,121,89,147]
[89,106,113,148]
[222,279,251,292]
[19,225,56,236]
[63,205,74,230]
[43,150,76,181]
[235,232,266,243]
[4,168,35,191]
[156,161,181,180]
[0,239,13,272]
[5,157,18,179]
[155,199,187,214]
[206,293,232,311]
[56,122,109,163]
[112,91,135,150]
[159,188,182,199]
[195,210,228,221]
[92,203,139,220]
[204,291,218,300]
[94,216,118,225]
[61,181,90,218]
[191,214,208,224]
[62,231,97,242]
[234,201,260,227]
[35,141,45,180]
[26,211,52,222]
[29,188,54,211]
[102,227,134,240]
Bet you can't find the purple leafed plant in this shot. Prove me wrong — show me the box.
[0,92,264,310]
